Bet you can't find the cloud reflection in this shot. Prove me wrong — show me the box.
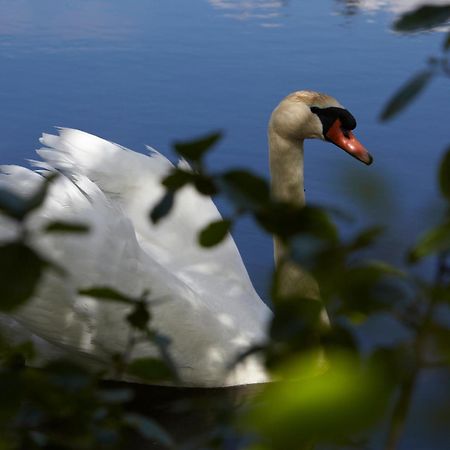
[208,0,286,26]
[337,0,450,15]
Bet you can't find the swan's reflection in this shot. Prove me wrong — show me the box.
[337,0,450,15]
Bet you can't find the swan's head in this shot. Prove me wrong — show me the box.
[269,91,373,165]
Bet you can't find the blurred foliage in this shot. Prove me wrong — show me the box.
[1,4,449,450]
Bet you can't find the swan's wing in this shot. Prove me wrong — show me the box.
[0,132,271,386]
[37,128,256,297]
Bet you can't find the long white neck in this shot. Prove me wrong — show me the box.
[268,126,319,299]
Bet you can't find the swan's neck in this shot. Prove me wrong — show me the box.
[268,128,319,300]
[269,131,305,207]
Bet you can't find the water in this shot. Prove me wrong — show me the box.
[0,1,448,448]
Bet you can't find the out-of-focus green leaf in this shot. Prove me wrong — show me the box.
[394,6,450,32]
[192,173,217,196]
[348,226,384,251]
[198,219,232,247]
[256,204,338,242]
[243,353,391,448]
[438,147,450,200]
[127,357,172,382]
[408,222,450,262]
[150,192,175,224]
[79,287,135,304]
[444,32,450,51]
[127,302,151,331]
[162,169,193,191]
[98,388,133,404]
[173,131,222,162]
[220,170,270,210]
[0,243,47,311]
[124,413,174,448]
[380,70,432,121]
[44,221,89,234]
[0,173,57,221]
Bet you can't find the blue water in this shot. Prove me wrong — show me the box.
[0,1,448,448]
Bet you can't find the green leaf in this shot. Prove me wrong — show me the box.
[380,70,432,121]
[394,6,450,32]
[124,413,174,448]
[162,169,193,191]
[0,243,47,311]
[409,222,450,262]
[44,221,90,234]
[348,226,384,251]
[150,192,174,224]
[173,131,222,162]
[198,219,232,247]
[439,147,450,200]
[127,302,151,330]
[220,169,270,210]
[244,353,392,447]
[0,174,57,221]
[192,173,217,195]
[78,287,135,304]
[127,357,172,382]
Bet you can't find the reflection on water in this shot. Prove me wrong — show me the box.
[336,0,450,15]
[208,0,287,26]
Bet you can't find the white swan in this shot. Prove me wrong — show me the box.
[0,91,371,387]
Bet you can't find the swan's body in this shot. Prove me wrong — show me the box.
[0,91,371,387]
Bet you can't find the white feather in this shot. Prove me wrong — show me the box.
[0,129,272,387]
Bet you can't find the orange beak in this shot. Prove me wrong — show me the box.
[326,119,373,165]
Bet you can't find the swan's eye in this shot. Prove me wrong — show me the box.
[341,127,350,138]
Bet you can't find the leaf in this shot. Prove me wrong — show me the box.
[0,173,57,221]
[348,226,384,251]
[0,243,47,311]
[124,413,174,448]
[394,6,450,32]
[127,302,151,331]
[198,219,232,247]
[192,173,217,195]
[380,70,432,121]
[438,147,450,200]
[150,191,175,224]
[408,222,450,262]
[220,169,270,210]
[44,221,90,234]
[127,357,172,382]
[162,169,193,191]
[244,353,392,448]
[173,131,222,162]
[78,287,135,304]
[444,32,450,51]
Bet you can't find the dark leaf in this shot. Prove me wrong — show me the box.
[0,174,57,221]
[394,6,450,32]
[173,131,222,162]
[220,169,270,210]
[79,287,135,304]
[256,204,338,241]
[45,221,90,234]
[409,222,450,262]
[439,147,450,200]
[162,169,193,191]
[0,243,47,311]
[349,226,384,251]
[127,357,172,382]
[150,192,175,224]
[380,70,432,121]
[198,219,232,247]
[127,302,151,331]
[124,413,174,448]
[192,173,217,195]
[98,388,134,404]
[445,32,450,51]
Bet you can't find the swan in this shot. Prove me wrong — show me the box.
[0,91,372,387]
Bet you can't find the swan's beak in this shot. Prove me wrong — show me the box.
[326,119,373,165]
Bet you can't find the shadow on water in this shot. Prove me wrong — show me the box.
[101,380,265,449]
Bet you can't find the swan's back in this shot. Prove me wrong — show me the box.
[0,129,271,386]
